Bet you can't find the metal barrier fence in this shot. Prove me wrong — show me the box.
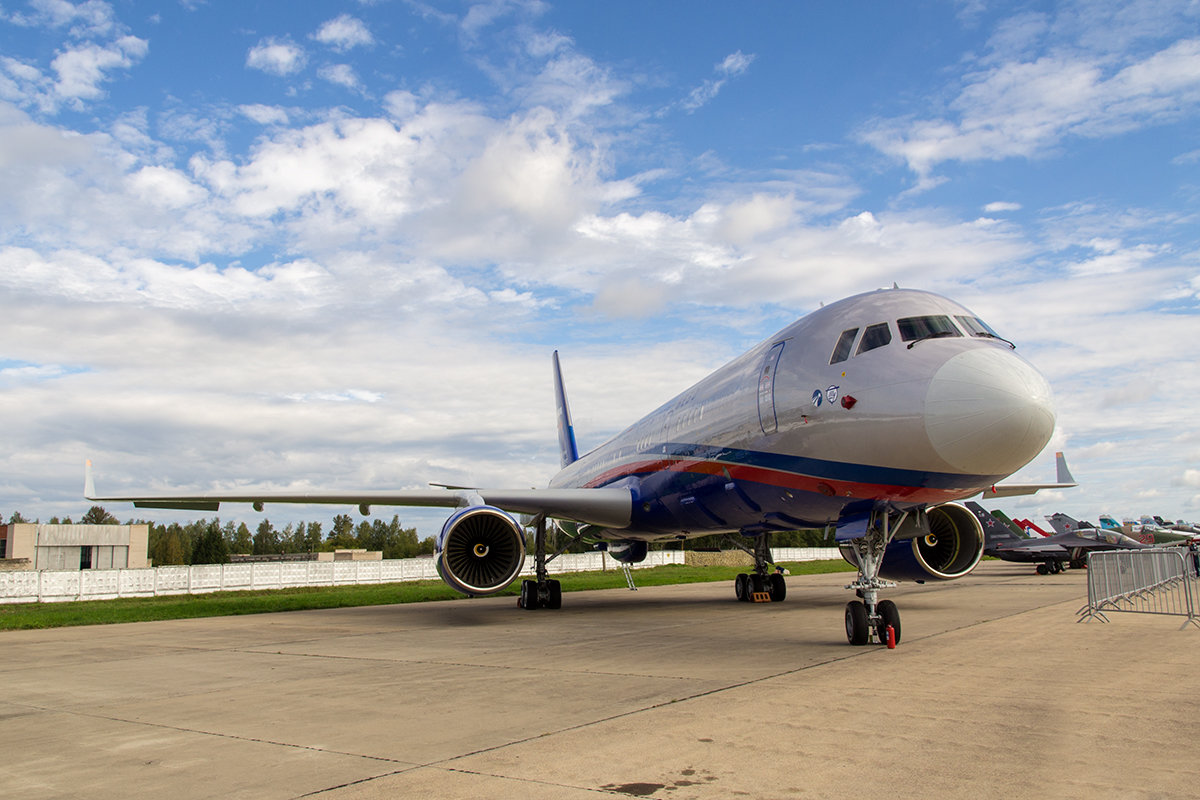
[1078,549,1200,629]
[0,546,841,604]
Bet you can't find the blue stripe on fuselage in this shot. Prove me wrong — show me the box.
[594,441,1002,491]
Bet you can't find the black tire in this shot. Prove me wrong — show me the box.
[735,573,749,602]
[876,599,901,645]
[1035,563,1049,575]
[845,600,869,645]
[519,579,540,610]
[545,579,562,610]
[748,574,766,595]
[768,572,786,602]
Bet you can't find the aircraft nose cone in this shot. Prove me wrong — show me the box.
[925,348,1055,475]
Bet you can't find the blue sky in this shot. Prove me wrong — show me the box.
[1,0,1199,536]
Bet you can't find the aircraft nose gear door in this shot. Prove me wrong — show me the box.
[757,342,785,435]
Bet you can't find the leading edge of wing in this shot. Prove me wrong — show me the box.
[85,464,632,529]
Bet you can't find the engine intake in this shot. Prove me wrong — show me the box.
[840,502,984,582]
[435,506,526,596]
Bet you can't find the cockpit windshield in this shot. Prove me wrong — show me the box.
[897,315,961,342]
[956,315,1015,348]
[956,315,998,337]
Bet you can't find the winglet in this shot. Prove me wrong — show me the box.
[978,451,1079,498]
[84,459,96,500]
[1055,451,1076,485]
[553,351,579,468]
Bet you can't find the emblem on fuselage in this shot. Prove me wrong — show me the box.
[825,385,839,404]
[811,389,823,407]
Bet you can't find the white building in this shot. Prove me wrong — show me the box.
[0,523,149,570]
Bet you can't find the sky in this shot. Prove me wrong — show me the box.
[1,0,1199,538]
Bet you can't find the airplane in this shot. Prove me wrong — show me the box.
[966,503,1148,574]
[1096,514,1195,544]
[86,286,1061,647]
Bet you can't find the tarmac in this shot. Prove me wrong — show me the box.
[1,560,1197,799]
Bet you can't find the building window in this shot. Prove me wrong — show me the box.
[80,546,93,570]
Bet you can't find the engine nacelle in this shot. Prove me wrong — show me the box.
[435,505,526,596]
[600,540,648,564]
[840,502,984,582]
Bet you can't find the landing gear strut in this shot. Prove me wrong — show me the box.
[517,514,562,610]
[843,508,906,646]
[730,533,785,603]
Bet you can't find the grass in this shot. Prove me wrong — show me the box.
[0,560,856,631]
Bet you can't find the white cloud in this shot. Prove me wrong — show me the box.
[317,63,361,90]
[984,201,1021,213]
[246,37,307,76]
[859,33,1200,176]
[9,0,120,37]
[678,50,756,113]
[312,14,374,51]
[238,104,289,125]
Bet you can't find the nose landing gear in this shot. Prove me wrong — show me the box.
[843,508,906,646]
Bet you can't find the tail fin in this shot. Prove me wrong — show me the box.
[965,501,1024,547]
[553,351,579,468]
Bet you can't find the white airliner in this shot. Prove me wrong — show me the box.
[87,287,1059,646]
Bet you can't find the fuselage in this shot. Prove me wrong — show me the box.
[550,288,1055,541]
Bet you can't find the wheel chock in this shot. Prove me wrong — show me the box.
[751,591,772,603]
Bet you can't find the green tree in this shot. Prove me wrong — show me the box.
[231,522,253,554]
[81,505,118,524]
[303,521,323,552]
[148,522,189,566]
[190,520,229,565]
[253,519,280,555]
[8,511,29,524]
[327,514,357,549]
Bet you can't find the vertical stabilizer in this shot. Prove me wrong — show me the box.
[553,351,579,468]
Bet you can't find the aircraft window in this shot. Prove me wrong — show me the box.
[829,327,859,364]
[897,315,961,342]
[955,315,1016,348]
[855,322,892,355]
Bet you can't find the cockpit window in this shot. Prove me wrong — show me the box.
[830,327,859,364]
[897,315,961,342]
[856,322,892,355]
[956,315,999,337]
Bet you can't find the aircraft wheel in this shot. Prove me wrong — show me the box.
[544,579,562,610]
[1036,564,1049,575]
[519,579,540,610]
[876,599,901,645]
[734,573,749,602]
[845,601,869,646]
[749,573,766,595]
[768,572,786,602]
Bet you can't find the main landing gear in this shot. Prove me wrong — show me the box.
[1036,561,1065,575]
[731,534,786,603]
[842,509,906,646]
[518,514,563,610]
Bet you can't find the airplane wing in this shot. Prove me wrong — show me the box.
[84,461,632,529]
[978,451,1078,498]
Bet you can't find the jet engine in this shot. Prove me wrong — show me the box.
[601,540,649,564]
[435,506,526,596]
[839,502,984,582]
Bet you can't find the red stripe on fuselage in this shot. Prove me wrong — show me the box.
[582,457,975,505]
